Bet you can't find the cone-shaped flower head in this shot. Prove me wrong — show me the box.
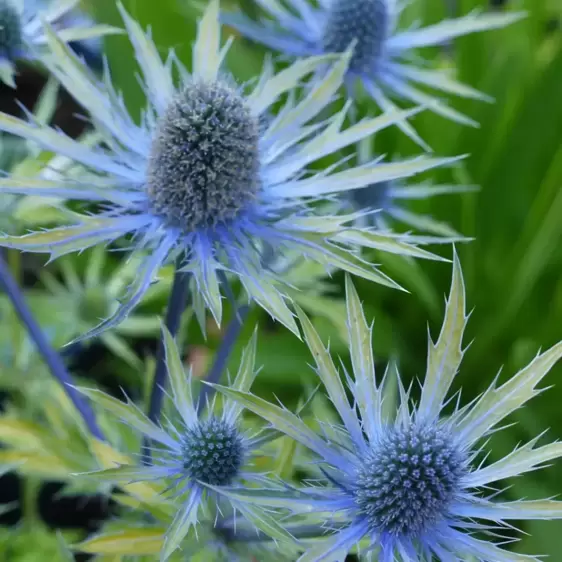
[0,0,459,341]
[213,253,562,560]
[77,328,286,561]
[322,0,389,74]
[146,81,261,231]
[223,0,525,146]
[0,0,116,86]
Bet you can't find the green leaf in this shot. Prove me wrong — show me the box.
[76,528,165,555]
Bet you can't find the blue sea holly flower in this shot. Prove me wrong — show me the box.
[77,328,292,561]
[0,0,459,340]
[0,0,117,86]
[222,0,524,145]
[212,253,562,561]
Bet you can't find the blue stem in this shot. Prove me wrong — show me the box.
[197,303,250,414]
[0,255,104,441]
[147,264,191,424]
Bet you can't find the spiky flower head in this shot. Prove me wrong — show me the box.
[322,0,389,74]
[354,423,466,538]
[181,417,245,486]
[223,0,525,146]
[0,0,458,341]
[213,252,562,560]
[0,0,116,86]
[78,328,282,561]
[146,81,261,231]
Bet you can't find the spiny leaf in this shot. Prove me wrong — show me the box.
[419,249,467,421]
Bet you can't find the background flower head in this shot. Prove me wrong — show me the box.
[223,0,524,146]
[213,251,562,560]
[77,327,288,561]
[0,0,458,341]
[0,0,116,86]
[343,138,478,237]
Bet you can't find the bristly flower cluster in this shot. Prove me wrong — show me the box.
[212,252,562,561]
[0,0,460,341]
[222,0,524,146]
[0,0,116,86]
[77,327,287,561]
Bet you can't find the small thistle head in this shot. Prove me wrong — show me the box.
[146,81,261,232]
[0,0,24,61]
[354,424,466,537]
[181,417,245,486]
[322,0,389,73]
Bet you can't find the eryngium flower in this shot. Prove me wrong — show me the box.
[77,328,281,561]
[0,0,457,339]
[213,253,562,560]
[223,0,524,145]
[0,0,115,86]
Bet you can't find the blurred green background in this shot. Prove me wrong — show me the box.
[0,0,561,558]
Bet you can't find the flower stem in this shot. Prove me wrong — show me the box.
[0,255,104,441]
[147,264,191,424]
[197,303,250,414]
